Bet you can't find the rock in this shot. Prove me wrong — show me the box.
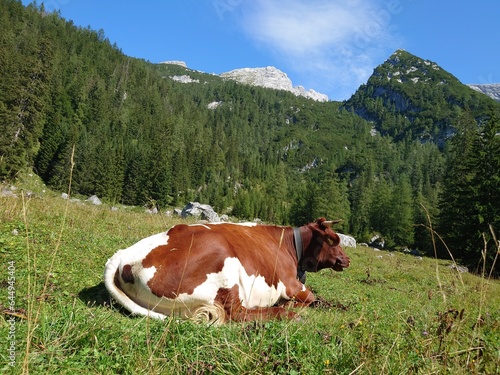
[369,234,385,249]
[170,75,200,83]
[1,186,17,198]
[468,83,500,102]
[61,193,69,199]
[181,202,220,223]
[220,66,328,102]
[449,264,469,273]
[403,248,421,256]
[86,195,102,205]
[338,233,356,248]
[146,207,158,214]
[207,101,222,110]
[159,60,187,68]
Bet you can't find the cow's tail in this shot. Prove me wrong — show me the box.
[191,303,226,326]
[103,252,167,320]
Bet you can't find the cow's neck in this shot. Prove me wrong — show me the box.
[295,225,322,273]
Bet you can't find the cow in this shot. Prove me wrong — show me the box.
[104,218,350,324]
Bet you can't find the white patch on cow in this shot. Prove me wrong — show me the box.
[232,258,289,308]
[190,224,211,229]
[104,231,169,320]
[209,222,258,227]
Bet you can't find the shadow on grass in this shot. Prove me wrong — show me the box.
[78,282,110,307]
[78,282,133,317]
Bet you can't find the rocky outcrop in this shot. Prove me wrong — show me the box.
[159,60,187,68]
[86,195,102,205]
[181,202,221,222]
[468,83,500,102]
[338,233,357,248]
[207,101,222,110]
[170,75,199,83]
[220,66,328,102]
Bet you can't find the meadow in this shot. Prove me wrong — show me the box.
[1,173,499,374]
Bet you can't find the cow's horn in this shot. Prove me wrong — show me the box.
[323,219,342,227]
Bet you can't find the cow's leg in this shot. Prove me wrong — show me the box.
[215,286,298,322]
[290,287,316,308]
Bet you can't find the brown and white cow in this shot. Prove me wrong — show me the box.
[104,218,350,324]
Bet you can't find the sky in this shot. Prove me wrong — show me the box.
[22,0,500,101]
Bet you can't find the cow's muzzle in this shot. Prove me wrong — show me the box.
[332,257,350,271]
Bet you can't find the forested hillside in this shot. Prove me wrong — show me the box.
[345,49,498,144]
[1,0,499,274]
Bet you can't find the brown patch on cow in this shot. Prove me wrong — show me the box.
[121,264,134,284]
[142,226,228,299]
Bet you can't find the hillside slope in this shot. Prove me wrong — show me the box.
[344,49,500,145]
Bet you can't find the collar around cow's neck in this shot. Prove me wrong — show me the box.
[293,227,304,264]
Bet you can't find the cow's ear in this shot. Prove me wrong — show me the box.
[326,234,340,247]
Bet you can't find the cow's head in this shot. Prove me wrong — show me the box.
[301,218,350,272]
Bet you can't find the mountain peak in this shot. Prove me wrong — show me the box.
[373,49,458,86]
[220,66,329,102]
[344,49,499,146]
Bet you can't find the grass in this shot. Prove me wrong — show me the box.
[1,173,499,374]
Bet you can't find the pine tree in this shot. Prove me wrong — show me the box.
[437,110,500,273]
[389,174,414,246]
[471,111,500,274]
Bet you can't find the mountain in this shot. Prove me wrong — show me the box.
[468,83,500,102]
[219,66,329,102]
[344,49,500,144]
[158,63,329,102]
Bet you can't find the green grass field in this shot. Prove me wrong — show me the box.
[1,174,499,374]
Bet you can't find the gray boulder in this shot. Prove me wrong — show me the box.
[86,195,102,205]
[181,202,220,222]
[338,233,357,248]
[369,234,385,249]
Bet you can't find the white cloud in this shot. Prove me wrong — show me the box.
[239,0,403,100]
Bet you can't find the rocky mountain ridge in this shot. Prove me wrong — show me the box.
[160,61,328,102]
[160,56,500,104]
[468,83,500,102]
[220,66,329,102]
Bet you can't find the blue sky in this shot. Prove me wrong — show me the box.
[23,0,499,101]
